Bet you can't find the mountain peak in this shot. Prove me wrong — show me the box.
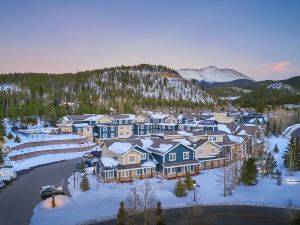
[178,66,255,83]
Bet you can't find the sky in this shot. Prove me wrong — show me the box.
[0,0,300,80]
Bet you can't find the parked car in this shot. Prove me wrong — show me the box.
[83,150,101,158]
[40,185,65,200]
[0,168,17,184]
[0,181,5,188]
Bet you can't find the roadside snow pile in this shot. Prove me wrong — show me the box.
[9,150,91,171]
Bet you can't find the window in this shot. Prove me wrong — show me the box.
[187,165,192,171]
[182,166,185,172]
[125,120,128,124]
[140,130,144,135]
[199,148,204,155]
[111,133,115,138]
[121,171,129,177]
[167,168,176,174]
[137,169,142,175]
[162,125,165,129]
[106,171,114,178]
[103,127,107,132]
[113,120,117,124]
[103,133,107,138]
[128,155,136,163]
[86,128,89,132]
[168,126,172,129]
[141,153,147,160]
[143,168,147,174]
[141,125,144,129]
[211,148,216,153]
[183,152,189,160]
[169,153,176,161]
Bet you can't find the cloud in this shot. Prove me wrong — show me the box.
[271,61,292,72]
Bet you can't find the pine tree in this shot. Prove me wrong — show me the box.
[80,173,90,191]
[156,200,166,225]
[0,148,4,165]
[174,179,186,197]
[273,144,279,153]
[116,201,127,225]
[14,135,21,143]
[79,160,86,173]
[272,120,277,136]
[184,172,195,190]
[265,152,277,176]
[265,120,271,136]
[240,158,257,185]
[282,134,298,175]
[7,132,13,139]
[294,137,300,171]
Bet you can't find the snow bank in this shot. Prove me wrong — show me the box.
[282,124,300,138]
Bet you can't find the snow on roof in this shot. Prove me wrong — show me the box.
[158,122,177,126]
[108,142,134,155]
[227,135,244,144]
[149,144,174,154]
[206,116,215,121]
[172,139,191,146]
[100,157,120,168]
[177,130,193,136]
[140,138,153,149]
[141,161,156,167]
[150,113,170,119]
[238,130,247,135]
[218,124,232,134]
[73,123,93,128]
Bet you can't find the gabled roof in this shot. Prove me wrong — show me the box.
[109,114,136,120]
[67,114,94,121]
[193,140,221,149]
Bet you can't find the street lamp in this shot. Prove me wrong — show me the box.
[193,182,196,202]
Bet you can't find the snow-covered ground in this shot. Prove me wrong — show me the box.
[31,133,300,225]
[9,151,90,172]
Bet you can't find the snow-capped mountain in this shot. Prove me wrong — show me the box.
[178,66,255,83]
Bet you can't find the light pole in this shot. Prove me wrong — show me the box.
[193,182,196,202]
[73,171,76,189]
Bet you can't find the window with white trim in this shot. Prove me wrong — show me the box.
[106,171,114,178]
[103,127,107,132]
[141,153,147,160]
[199,148,204,155]
[167,168,177,174]
[211,148,216,153]
[111,133,115,138]
[143,168,147,174]
[103,133,107,138]
[137,169,142,175]
[141,125,144,129]
[140,130,144,135]
[121,171,129,177]
[183,152,189,160]
[169,153,176,161]
[182,166,185,172]
[128,155,136,163]
[187,165,192,171]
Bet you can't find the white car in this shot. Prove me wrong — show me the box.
[0,168,17,183]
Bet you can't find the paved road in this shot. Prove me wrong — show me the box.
[92,205,295,225]
[0,158,83,225]
[293,127,300,139]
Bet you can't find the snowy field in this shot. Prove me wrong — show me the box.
[30,134,300,225]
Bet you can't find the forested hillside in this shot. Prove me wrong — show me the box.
[0,64,214,123]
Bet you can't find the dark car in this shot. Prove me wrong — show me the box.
[40,185,65,200]
[91,150,101,157]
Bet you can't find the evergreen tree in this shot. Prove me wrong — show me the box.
[265,152,277,176]
[291,212,300,225]
[116,201,127,225]
[265,120,271,136]
[80,173,90,191]
[156,200,166,225]
[273,144,279,153]
[0,148,4,165]
[7,132,13,139]
[273,120,277,136]
[174,179,186,197]
[79,160,86,173]
[14,135,21,143]
[184,172,195,190]
[240,158,257,185]
[282,134,299,175]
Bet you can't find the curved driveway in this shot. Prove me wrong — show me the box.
[0,158,82,225]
